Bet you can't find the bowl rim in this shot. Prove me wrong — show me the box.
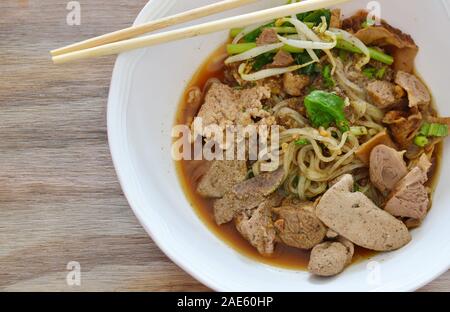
[107,0,450,291]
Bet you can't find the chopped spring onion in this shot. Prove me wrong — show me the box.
[335,39,394,65]
[295,138,310,146]
[238,61,316,81]
[229,24,315,39]
[330,28,370,69]
[277,34,337,50]
[414,135,429,147]
[322,64,335,88]
[419,123,449,137]
[225,42,284,64]
[226,43,303,55]
[350,126,368,136]
[363,66,387,79]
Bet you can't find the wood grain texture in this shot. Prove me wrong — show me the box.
[0,0,447,292]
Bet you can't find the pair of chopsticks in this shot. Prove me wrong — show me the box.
[51,0,349,64]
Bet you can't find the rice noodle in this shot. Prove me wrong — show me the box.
[277,35,336,50]
[238,61,315,81]
[254,126,366,199]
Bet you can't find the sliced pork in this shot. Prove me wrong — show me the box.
[197,160,247,198]
[315,174,411,251]
[384,155,431,220]
[235,201,277,256]
[395,71,431,108]
[273,203,326,250]
[369,145,408,193]
[213,167,285,225]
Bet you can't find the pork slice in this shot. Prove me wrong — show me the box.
[197,160,248,198]
[235,201,277,256]
[369,145,408,193]
[395,71,431,108]
[315,174,411,251]
[256,28,279,45]
[195,82,271,133]
[384,156,431,220]
[366,80,403,109]
[270,50,294,68]
[283,73,310,96]
[308,242,351,277]
[273,203,326,250]
[213,167,285,225]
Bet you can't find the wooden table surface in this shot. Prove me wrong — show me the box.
[0,0,448,292]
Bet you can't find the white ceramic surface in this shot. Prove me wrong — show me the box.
[108,0,450,291]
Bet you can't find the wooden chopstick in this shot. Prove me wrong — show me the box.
[52,0,350,64]
[51,0,259,57]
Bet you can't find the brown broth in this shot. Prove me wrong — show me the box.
[173,43,441,270]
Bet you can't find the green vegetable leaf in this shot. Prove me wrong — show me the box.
[304,90,350,132]
[252,52,274,71]
[298,9,331,27]
[294,51,320,75]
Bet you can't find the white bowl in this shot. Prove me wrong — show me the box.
[108,0,450,291]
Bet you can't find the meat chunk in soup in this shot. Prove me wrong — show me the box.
[369,145,408,193]
[270,50,294,68]
[272,203,326,250]
[283,73,310,96]
[256,28,279,45]
[395,71,431,108]
[384,155,431,220]
[308,241,352,277]
[195,82,273,134]
[315,174,411,251]
[213,167,285,225]
[366,80,404,109]
[197,160,248,198]
[235,201,277,256]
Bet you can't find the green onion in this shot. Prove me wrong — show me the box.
[226,43,303,55]
[226,42,257,55]
[419,122,449,137]
[334,39,394,65]
[295,139,310,146]
[362,67,377,79]
[414,135,429,147]
[350,126,368,136]
[339,49,349,62]
[322,64,335,88]
[376,66,387,79]
[229,24,315,39]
